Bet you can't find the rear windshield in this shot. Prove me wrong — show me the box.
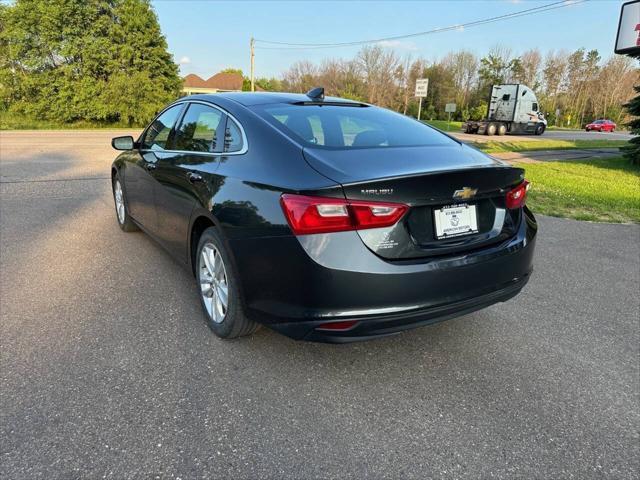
[252,104,457,149]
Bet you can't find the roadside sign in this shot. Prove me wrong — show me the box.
[415,78,429,121]
[415,78,429,97]
[445,103,456,130]
[615,0,640,56]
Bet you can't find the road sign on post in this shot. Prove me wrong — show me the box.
[415,78,428,121]
[445,103,456,130]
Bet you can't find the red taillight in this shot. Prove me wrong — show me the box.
[280,194,408,235]
[506,180,530,209]
[316,320,358,331]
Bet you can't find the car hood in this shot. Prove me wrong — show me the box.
[302,143,505,184]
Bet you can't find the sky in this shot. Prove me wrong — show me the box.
[153,0,626,79]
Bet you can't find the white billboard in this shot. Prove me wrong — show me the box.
[615,0,640,55]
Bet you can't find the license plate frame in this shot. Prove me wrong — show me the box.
[433,203,479,239]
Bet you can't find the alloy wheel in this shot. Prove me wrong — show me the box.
[114,180,125,224]
[199,243,229,323]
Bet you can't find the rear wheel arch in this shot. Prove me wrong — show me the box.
[189,214,217,276]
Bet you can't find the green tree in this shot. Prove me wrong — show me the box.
[478,54,512,88]
[622,85,640,165]
[0,0,181,126]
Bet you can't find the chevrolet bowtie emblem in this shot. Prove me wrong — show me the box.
[453,187,478,200]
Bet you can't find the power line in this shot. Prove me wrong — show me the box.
[254,0,587,50]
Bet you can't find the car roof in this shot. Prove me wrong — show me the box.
[181,92,364,107]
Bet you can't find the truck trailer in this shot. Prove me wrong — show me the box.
[463,84,547,136]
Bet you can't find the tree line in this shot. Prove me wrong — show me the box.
[1,0,637,130]
[0,0,181,126]
[274,45,638,128]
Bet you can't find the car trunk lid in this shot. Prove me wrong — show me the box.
[302,145,525,260]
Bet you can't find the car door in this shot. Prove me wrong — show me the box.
[152,102,225,262]
[125,104,184,234]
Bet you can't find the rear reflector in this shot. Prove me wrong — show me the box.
[280,194,408,235]
[316,320,358,331]
[506,180,530,209]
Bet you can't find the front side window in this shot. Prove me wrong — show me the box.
[224,117,245,152]
[532,103,538,111]
[174,103,224,152]
[254,104,456,149]
[142,105,183,150]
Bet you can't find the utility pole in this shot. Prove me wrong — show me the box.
[250,37,255,92]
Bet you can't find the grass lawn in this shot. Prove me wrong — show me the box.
[514,157,640,223]
[0,111,132,129]
[478,139,628,153]
[423,119,464,131]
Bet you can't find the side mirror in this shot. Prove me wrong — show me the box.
[111,136,135,151]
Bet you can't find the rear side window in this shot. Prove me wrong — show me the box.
[142,104,183,150]
[224,117,245,153]
[174,103,224,152]
[254,104,455,149]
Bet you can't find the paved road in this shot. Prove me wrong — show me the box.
[492,148,622,163]
[544,130,633,142]
[452,129,633,143]
[1,131,639,479]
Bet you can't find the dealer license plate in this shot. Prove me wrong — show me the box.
[434,204,478,239]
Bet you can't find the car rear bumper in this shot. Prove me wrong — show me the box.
[270,272,530,342]
[228,208,537,343]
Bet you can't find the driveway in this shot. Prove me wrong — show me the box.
[1,131,638,479]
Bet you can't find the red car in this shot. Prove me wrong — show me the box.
[585,119,616,132]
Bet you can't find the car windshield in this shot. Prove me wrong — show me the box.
[252,104,457,149]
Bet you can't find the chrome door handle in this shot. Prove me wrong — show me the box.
[144,162,157,171]
[187,172,203,183]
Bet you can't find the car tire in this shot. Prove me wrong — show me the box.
[535,124,545,135]
[195,227,260,339]
[585,128,590,132]
[486,123,497,136]
[112,173,138,232]
[497,124,507,136]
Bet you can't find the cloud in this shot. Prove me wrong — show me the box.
[376,40,418,51]
[178,56,191,65]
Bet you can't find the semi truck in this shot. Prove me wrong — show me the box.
[462,84,547,136]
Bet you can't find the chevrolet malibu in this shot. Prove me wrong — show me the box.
[111,89,537,343]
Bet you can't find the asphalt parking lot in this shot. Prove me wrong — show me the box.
[1,130,639,479]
